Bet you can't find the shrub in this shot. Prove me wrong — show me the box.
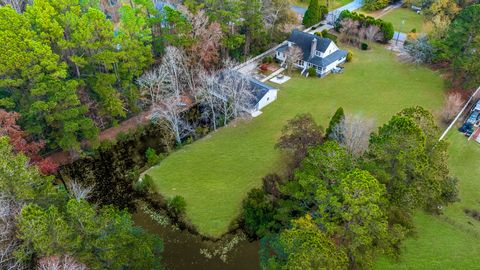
[411,28,417,33]
[338,10,394,42]
[440,92,463,124]
[168,195,187,216]
[307,67,317,77]
[361,43,369,50]
[315,32,322,37]
[346,51,353,62]
[134,174,154,192]
[145,147,165,166]
[262,56,273,63]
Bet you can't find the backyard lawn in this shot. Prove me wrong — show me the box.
[380,8,428,33]
[376,132,480,269]
[145,44,446,238]
[290,0,352,10]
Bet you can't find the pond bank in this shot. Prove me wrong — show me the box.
[133,209,260,270]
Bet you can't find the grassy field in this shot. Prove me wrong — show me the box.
[145,44,446,237]
[290,0,352,10]
[376,132,480,269]
[380,8,427,33]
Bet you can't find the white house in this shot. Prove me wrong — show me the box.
[246,77,278,117]
[275,29,347,76]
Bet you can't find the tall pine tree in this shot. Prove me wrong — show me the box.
[302,0,327,27]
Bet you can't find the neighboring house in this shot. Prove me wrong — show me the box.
[216,70,278,117]
[275,29,348,77]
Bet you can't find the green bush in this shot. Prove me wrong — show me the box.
[361,43,369,50]
[308,67,317,77]
[411,28,417,33]
[168,195,187,216]
[146,147,164,166]
[346,51,353,62]
[338,10,394,42]
[262,56,273,63]
[315,32,322,37]
[134,174,154,192]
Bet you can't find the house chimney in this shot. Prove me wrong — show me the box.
[310,38,317,59]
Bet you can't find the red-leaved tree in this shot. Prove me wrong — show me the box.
[0,110,58,175]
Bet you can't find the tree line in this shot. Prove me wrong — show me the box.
[0,0,296,153]
[0,136,165,269]
[404,1,480,88]
[241,106,458,269]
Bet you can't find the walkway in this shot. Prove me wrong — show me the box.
[261,67,286,82]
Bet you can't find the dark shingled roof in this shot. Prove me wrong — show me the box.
[247,77,276,106]
[277,29,347,68]
[309,49,348,68]
[287,29,332,57]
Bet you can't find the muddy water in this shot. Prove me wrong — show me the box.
[133,211,261,270]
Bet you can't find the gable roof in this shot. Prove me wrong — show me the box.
[287,29,333,57]
[247,77,276,106]
[217,70,277,108]
[309,49,348,68]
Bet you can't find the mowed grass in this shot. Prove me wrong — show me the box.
[145,44,446,237]
[380,8,427,33]
[376,132,480,269]
[290,0,352,10]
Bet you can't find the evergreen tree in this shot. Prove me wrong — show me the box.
[325,106,345,139]
[302,0,327,27]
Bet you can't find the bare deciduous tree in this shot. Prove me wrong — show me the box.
[365,25,380,44]
[340,18,360,44]
[197,70,223,130]
[37,255,87,270]
[284,45,303,74]
[220,71,255,119]
[68,181,94,202]
[161,46,189,97]
[151,94,193,144]
[136,67,169,109]
[0,0,25,13]
[330,115,375,156]
[0,195,25,270]
[440,92,463,124]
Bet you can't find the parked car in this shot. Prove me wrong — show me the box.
[459,123,474,136]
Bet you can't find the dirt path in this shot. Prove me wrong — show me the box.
[48,109,152,166]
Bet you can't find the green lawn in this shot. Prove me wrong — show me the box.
[290,0,352,10]
[380,8,427,33]
[376,132,480,269]
[145,45,446,237]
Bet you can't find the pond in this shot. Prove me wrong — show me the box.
[133,210,261,270]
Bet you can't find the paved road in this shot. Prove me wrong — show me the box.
[291,1,364,23]
[290,5,306,15]
[326,0,364,24]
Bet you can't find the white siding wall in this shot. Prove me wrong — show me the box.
[318,57,346,76]
[256,90,278,111]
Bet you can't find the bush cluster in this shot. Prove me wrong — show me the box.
[337,10,395,42]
